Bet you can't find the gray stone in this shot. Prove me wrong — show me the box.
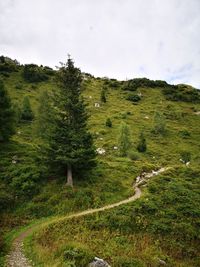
[89,257,111,267]
[158,259,167,265]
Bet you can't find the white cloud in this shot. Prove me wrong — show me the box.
[0,0,200,88]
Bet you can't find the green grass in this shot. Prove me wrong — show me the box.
[1,68,200,266]
[27,166,200,267]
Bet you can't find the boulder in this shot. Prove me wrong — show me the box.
[158,259,167,265]
[89,257,111,267]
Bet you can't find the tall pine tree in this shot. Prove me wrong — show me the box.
[49,57,96,187]
[0,80,15,142]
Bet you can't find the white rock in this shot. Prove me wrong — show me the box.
[94,102,100,108]
[113,146,118,150]
[144,116,149,119]
[136,176,140,183]
[186,161,190,166]
[96,148,106,155]
[158,259,167,265]
[99,137,103,141]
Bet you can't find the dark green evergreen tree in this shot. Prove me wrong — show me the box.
[49,56,96,187]
[21,96,34,121]
[100,88,106,103]
[0,80,15,141]
[137,132,147,152]
[105,118,112,127]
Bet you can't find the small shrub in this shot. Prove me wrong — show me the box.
[126,94,141,103]
[179,130,191,138]
[105,118,112,127]
[137,132,147,152]
[121,112,127,119]
[180,151,191,163]
[116,257,144,267]
[152,112,166,135]
[100,89,106,103]
[15,82,23,89]
[23,64,49,83]
[21,96,34,121]
[63,244,94,267]
[31,84,37,90]
[128,151,140,161]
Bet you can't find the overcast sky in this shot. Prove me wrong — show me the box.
[0,0,200,88]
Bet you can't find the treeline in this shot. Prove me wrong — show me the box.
[0,55,55,82]
[122,77,200,103]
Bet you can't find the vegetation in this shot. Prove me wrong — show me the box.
[137,132,147,152]
[152,112,166,135]
[126,93,141,103]
[0,80,15,141]
[23,64,49,83]
[47,57,96,187]
[118,122,131,156]
[0,55,200,267]
[100,88,107,103]
[21,96,34,121]
[105,118,112,127]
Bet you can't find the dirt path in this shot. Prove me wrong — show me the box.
[6,167,169,267]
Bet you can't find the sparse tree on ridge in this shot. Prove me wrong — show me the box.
[49,56,96,187]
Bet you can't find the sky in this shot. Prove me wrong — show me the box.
[0,0,200,88]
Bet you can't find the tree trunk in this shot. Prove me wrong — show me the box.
[66,164,73,187]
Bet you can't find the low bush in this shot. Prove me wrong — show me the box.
[128,151,140,161]
[105,118,112,127]
[63,243,94,267]
[180,151,191,163]
[179,130,191,138]
[23,64,49,83]
[126,94,141,103]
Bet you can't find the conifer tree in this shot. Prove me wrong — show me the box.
[49,56,96,187]
[137,132,147,152]
[118,122,131,156]
[100,89,106,103]
[21,96,34,121]
[0,80,15,141]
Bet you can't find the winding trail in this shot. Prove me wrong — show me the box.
[6,167,169,267]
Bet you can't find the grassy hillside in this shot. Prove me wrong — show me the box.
[0,57,200,266]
